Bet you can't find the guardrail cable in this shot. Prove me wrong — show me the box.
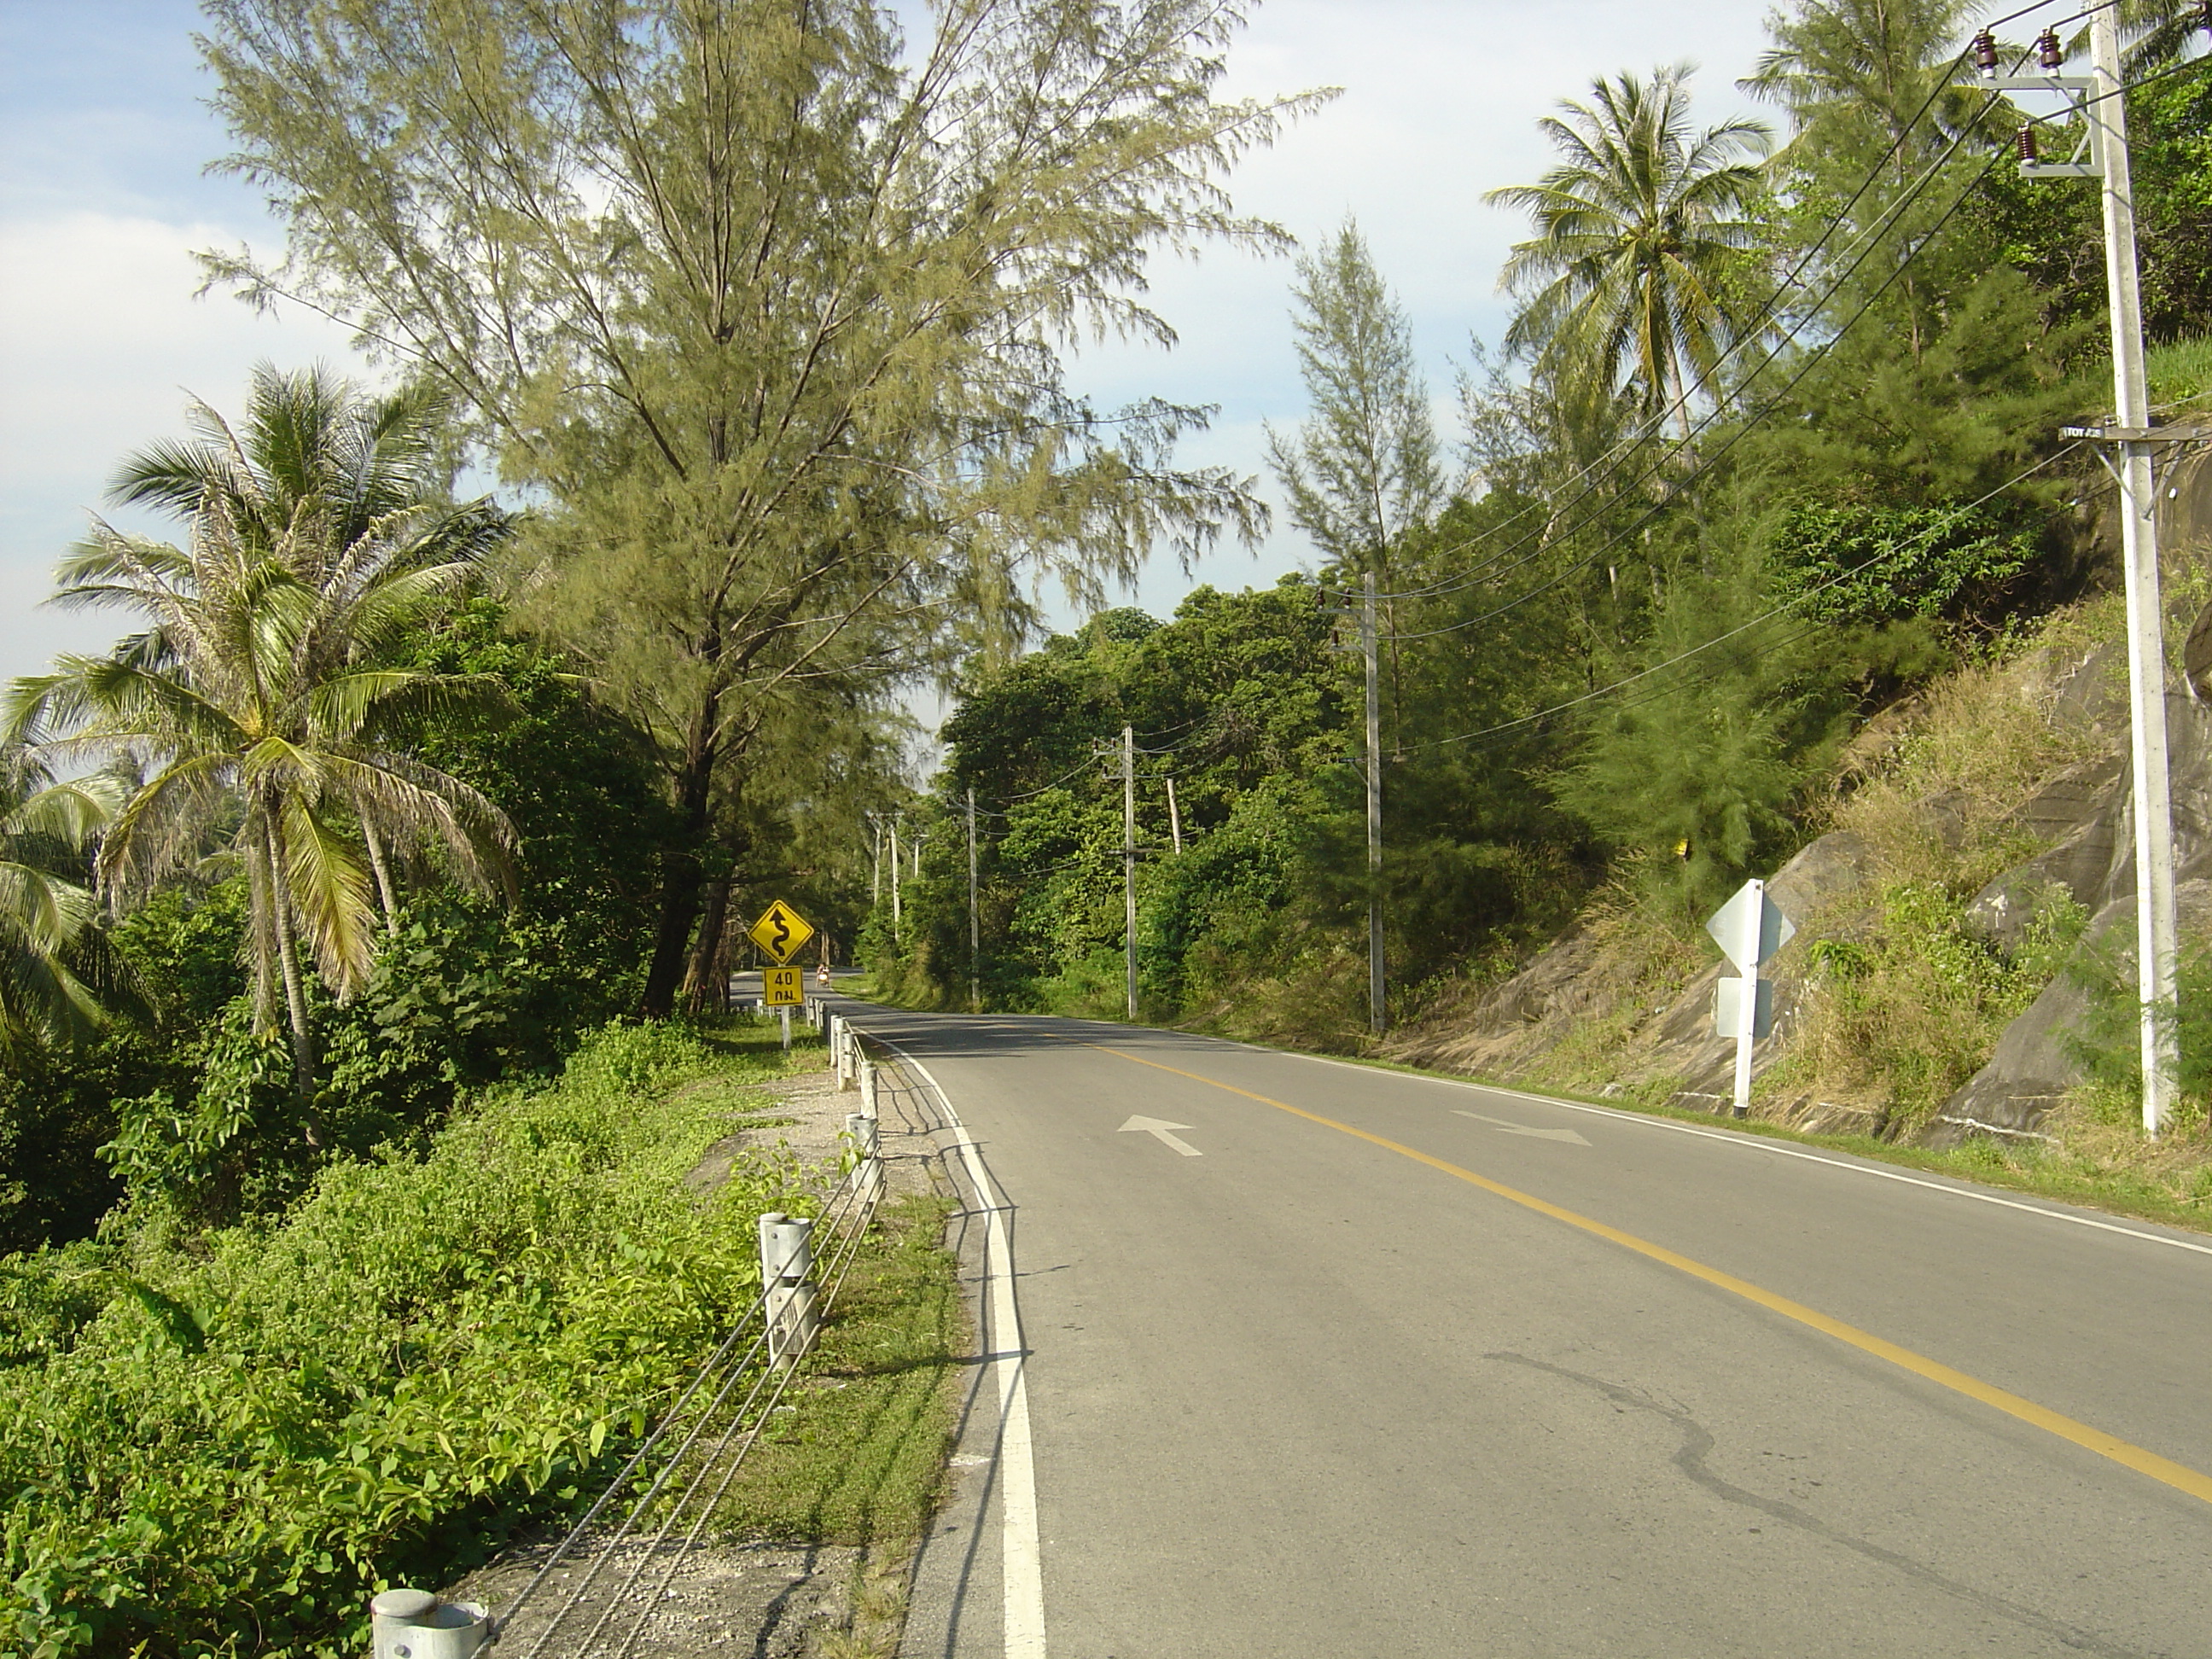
[489,1033,893,1654]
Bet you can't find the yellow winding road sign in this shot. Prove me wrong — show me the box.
[748,899,814,965]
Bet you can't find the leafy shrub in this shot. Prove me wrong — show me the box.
[1769,501,2035,628]
[2063,933,2212,1132]
[1776,882,2083,1130]
[1,1021,806,1658]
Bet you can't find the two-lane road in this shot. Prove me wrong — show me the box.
[858,1004,2212,1658]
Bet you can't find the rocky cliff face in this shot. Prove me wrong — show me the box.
[1387,443,2212,1145]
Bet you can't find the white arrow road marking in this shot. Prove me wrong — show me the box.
[1119,1115,1202,1156]
[1455,1110,1591,1145]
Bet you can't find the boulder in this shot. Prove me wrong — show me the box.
[1923,876,2212,1147]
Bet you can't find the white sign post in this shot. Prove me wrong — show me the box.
[1706,878,1794,1120]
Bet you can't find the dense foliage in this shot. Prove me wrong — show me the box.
[1,1022,806,1657]
[0,0,2207,1642]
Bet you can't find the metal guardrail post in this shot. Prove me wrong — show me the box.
[370,1589,490,1657]
[757,1212,818,1365]
[845,1110,882,1202]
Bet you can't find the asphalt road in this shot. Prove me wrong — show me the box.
[854,1002,2212,1659]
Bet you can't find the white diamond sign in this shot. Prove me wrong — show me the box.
[1705,879,1794,972]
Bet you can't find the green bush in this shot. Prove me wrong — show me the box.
[1779,882,2084,1130]
[1769,501,2037,628]
[1,1021,806,1658]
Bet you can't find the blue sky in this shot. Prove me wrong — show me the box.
[0,0,1788,697]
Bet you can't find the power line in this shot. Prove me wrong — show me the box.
[1397,443,2085,757]
[1372,35,2197,649]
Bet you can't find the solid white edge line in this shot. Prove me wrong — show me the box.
[865,1030,1049,1659]
[1279,1048,2212,1260]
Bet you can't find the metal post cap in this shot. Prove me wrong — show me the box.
[372,1589,440,1620]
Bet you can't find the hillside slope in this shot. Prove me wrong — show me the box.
[1388,443,2212,1170]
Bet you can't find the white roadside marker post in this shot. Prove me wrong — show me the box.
[1708,877,1794,1119]
[758,1212,818,1365]
[369,1589,490,1659]
[847,1110,882,1202]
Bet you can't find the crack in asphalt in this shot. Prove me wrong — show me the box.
[1486,1352,2158,1659]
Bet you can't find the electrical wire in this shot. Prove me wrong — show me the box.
[1369,36,2193,649]
[1394,441,2086,758]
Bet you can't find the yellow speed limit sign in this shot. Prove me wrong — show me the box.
[762,965,803,1007]
[747,899,814,965]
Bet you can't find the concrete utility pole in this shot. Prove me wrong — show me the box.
[867,812,882,904]
[1123,723,1138,1021]
[889,815,903,942]
[1363,571,1385,1038]
[1166,774,1183,855]
[1973,5,2196,1136]
[967,786,981,1011]
[2087,1,2180,1138]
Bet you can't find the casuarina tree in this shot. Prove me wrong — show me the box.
[199,0,1321,1016]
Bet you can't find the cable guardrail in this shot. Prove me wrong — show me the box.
[448,1005,894,1657]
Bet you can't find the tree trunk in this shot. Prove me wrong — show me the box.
[639,719,719,1020]
[683,878,732,1014]
[264,818,318,1125]
[247,832,277,1034]
[361,811,401,940]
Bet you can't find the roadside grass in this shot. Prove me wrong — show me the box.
[710,1191,966,1568]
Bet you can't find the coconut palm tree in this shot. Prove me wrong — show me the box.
[0,750,129,1046]
[1484,64,1771,439]
[7,364,517,1095]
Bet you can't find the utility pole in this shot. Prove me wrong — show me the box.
[966,787,981,1012]
[1165,774,1183,855]
[2091,1,2180,1138]
[1363,571,1385,1038]
[889,815,902,943]
[1123,723,1138,1022]
[1978,6,2193,1135]
[866,812,882,905]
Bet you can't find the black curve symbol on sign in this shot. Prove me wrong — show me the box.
[771,913,791,952]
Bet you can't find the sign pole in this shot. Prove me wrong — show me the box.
[1732,879,1762,1118]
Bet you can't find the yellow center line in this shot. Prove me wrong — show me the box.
[1083,1040,2212,1507]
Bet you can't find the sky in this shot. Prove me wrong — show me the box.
[0,0,1788,701]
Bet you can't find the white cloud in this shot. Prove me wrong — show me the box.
[0,209,372,682]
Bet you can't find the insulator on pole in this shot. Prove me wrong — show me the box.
[2035,27,2063,69]
[1971,28,2000,76]
[2017,124,2040,165]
